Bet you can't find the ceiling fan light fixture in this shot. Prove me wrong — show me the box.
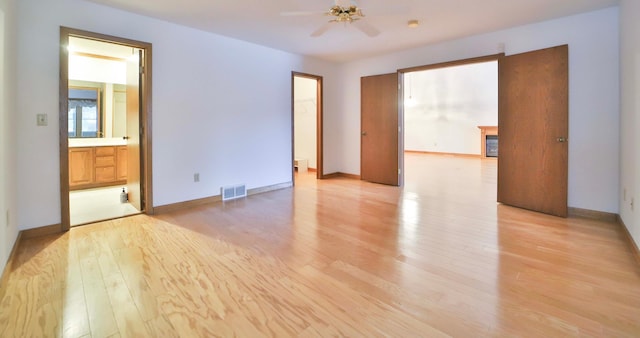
[408,19,419,28]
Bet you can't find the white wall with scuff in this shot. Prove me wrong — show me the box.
[619,0,640,248]
[336,7,619,213]
[0,0,17,274]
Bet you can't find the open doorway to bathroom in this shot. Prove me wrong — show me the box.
[59,28,153,229]
[292,72,323,182]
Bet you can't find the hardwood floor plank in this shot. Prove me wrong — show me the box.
[0,154,639,336]
[79,255,120,337]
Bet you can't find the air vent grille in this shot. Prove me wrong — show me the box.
[221,184,247,201]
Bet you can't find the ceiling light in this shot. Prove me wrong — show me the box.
[408,20,419,28]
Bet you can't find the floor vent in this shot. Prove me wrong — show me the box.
[221,184,247,201]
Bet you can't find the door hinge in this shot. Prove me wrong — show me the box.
[139,66,144,74]
[398,169,402,175]
[139,126,144,135]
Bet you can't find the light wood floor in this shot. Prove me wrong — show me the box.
[1,154,639,337]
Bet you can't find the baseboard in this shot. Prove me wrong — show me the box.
[405,150,482,158]
[322,172,361,180]
[154,181,293,214]
[247,182,292,196]
[617,215,640,267]
[0,231,23,302]
[154,195,222,214]
[21,223,62,239]
[568,207,618,223]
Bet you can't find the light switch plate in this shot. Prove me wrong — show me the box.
[36,114,48,126]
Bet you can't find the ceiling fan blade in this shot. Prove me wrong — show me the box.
[280,11,325,16]
[310,23,332,37]
[353,20,380,37]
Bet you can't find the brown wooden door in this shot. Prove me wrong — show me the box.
[498,45,569,217]
[361,73,399,186]
[126,49,142,211]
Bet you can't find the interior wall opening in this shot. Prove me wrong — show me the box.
[292,72,323,182]
[401,60,499,191]
[60,28,153,231]
[67,37,141,226]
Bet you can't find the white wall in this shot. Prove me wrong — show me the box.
[69,54,126,84]
[14,0,339,230]
[619,0,640,248]
[294,76,317,169]
[337,7,620,213]
[0,0,17,273]
[404,62,498,155]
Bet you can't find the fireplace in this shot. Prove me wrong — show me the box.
[486,135,498,157]
[477,126,498,158]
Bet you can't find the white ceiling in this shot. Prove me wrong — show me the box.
[83,0,619,62]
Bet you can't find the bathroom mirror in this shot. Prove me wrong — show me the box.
[68,86,100,138]
[68,80,126,139]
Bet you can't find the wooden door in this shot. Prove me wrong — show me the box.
[498,45,568,217]
[126,49,142,211]
[361,73,399,186]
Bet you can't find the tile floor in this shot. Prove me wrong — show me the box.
[70,185,139,226]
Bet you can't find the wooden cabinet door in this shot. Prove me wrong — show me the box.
[94,146,116,183]
[498,45,568,217]
[69,147,94,187]
[361,73,400,186]
[116,146,127,181]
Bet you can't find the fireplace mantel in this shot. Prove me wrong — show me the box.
[478,126,498,158]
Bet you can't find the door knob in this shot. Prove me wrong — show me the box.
[123,136,130,140]
[556,137,567,143]
[362,132,367,136]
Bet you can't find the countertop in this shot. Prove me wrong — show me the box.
[68,138,127,148]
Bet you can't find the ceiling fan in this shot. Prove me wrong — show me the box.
[282,0,381,38]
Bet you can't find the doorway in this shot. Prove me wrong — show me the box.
[363,47,568,217]
[401,58,499,193]
[59,28,153,230]
[292,72,323,181]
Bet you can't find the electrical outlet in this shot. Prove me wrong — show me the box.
[36,114,48,126]
[194,173,200,182]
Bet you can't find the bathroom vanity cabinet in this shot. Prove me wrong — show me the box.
[69,145,127,190]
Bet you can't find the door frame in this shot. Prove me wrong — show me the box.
[396,53,504,186]
[59,27,153,231]
[291,72,324,181]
